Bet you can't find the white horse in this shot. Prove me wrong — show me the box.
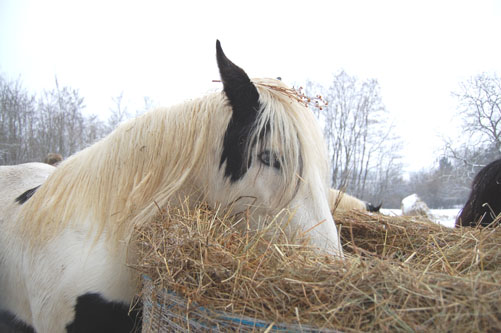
[0,41,342,332]
[329,189,381,213]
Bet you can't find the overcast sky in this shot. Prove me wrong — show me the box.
[1,0,500,172]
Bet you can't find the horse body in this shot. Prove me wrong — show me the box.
[329,189,381,213]
[1,225,137,332]
[456,158,501,227]
[0,41,341,332]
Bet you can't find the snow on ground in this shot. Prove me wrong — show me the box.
[380,208,460,228]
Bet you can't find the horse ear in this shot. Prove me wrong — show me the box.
[216,40,260,119]
[366,202,382,213]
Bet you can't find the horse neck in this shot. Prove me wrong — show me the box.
[22,96,226,246]
[100,96,226,238]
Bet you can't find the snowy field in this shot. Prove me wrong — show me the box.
[380,208,461,229]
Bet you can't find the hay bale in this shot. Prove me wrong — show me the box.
[141,275,339,332]
[134,204,501,332]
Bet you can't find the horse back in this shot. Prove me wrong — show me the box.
[0,162,55,211]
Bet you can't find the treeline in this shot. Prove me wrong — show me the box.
[410,72,501,209]
[0,75,152,165]
[305,71,501,209]
[0,76,110,165]
[405,146,501,208]
[1,72,499,209]
[305,71,402,208]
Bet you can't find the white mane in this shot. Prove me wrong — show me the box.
[19,78,329,247]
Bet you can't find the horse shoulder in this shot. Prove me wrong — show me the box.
[19,229,139,331]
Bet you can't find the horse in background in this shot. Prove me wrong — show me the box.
[0,41,341,332]
[401,193,433,219]
[329,188,381,214]
[456,158,501,227]
[43,153,63,166]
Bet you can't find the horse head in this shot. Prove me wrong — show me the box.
[210,41,343,257]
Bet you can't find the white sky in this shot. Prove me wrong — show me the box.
[1,0,501,172]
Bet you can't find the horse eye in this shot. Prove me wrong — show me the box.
[259,150,281,170]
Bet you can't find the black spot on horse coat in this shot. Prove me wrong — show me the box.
[15,186,41,205]
[66,293,141,333]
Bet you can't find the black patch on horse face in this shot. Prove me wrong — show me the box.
[220,114,262,182]
[216,40,261,182]
[66,293,142,333]
[15,186,41,205]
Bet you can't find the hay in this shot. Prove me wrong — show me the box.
[133,204,501,332]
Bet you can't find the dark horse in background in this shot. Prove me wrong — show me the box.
[456,158,501,227]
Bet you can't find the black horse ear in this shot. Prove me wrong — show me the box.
[216,40,260,119]
[366,202,382,213]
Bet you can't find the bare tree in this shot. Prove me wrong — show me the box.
[419,72,501,208]
[305,71,403,203]
[445,73,501,167]
[108,92,130,130]
[454,73,501,150]
[0,74,109,165]
[36,78,87,158]
[84,114,109,145]
[0,76,37,164]
[441,73,501,190]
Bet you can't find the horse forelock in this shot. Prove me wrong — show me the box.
[250,79,330,206]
